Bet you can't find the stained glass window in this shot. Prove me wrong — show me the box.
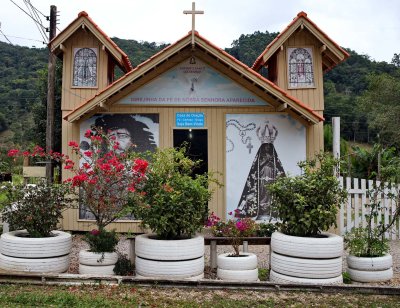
[73,48,97,87]
[288,47,314,88]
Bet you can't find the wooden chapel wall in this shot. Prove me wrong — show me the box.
[61,104,321,233]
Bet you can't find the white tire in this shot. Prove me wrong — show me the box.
[270,269,343,285]
[135,256,204,279]
[79,250,118,266]
[271,231,343,259]
[217,253,258,270]
[217,268,259,281]
[135,273,205,281]
[0,253,70,273]
[79,264,115,275]
[135,234,204,261]
[271,251,342,279]
[347,254,392,271]
[1,230,72,258]
[348,267,393,282]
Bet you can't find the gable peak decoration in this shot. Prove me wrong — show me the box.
[183,2,204,49]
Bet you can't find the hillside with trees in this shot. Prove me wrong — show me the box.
[0,31,399,153]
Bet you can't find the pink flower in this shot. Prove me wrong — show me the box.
[90,229,100,236]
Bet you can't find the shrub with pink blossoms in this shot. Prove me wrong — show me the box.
[207,211,258,256]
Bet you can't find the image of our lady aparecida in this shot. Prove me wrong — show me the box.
[236,121,285,220]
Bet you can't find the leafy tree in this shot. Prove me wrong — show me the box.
[357,73,400,147]
[392,53,400,68]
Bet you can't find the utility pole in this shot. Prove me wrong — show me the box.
[46,5,57,183]
[332,117,340,177]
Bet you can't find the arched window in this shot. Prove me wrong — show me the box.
[288,47,314,88]
[73,48,97,87]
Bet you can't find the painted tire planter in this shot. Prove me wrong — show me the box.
[346,254,393,282]
[271,231,343,259]
[271,251,342,279]
[270,231,343,284]
[270,269,343,285]
[217,252,258,281]
[135,234,204,279]
[0,230,72,273]
[78,250,118,275]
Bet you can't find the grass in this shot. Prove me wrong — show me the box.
[0,284,399,307]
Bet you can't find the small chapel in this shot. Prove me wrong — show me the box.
[50,5,349,232]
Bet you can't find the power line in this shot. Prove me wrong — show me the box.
[0,34,45,44]
[24,0,47,42]
[8,0,47,32]
[0,23,12,44]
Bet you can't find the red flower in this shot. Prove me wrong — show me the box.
[7,149,19,157]
[84,129,92,138]
[133,159,148,174]
[68,141,79,148]
[83,151,92,158]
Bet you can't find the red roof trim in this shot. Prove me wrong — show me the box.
[65,31,323,122]
[252,11,350,71]
[50,11,133,72]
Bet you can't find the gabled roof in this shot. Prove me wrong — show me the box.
[49,11,133,73]
[252,12,350,72]
[64,31,324,124]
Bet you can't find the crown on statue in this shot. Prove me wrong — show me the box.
[257,122,278,144]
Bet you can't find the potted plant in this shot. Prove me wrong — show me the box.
[344,171,399,282]
[207,211,259,281]
[0,179,73,274]
[130,146,220,280]
[268,153,347,284]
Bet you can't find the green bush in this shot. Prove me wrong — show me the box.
[84,229,119,253]
[130,146,221,240]
[256,222,278,237]
[113,253,134,275]
[0,180,72,237]
[344,227,389,257]
[268,153,347,237]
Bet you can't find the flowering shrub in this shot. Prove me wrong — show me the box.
[130,146,220,240]
[206,211,258,256]
[0,180,72,237]
[84,229,119,253]
[7,128,148,233]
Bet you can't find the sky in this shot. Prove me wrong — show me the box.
[1,0,399,63]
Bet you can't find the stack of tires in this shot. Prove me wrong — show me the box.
[217,252,259,281]
[347,254,393,282]
[0,230,71,273]
[79,250,118,275]
[270,231,343,284]
[135,234,204,280]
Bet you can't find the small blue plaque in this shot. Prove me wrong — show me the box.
[175,112,205,127]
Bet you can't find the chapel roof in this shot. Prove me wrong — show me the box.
[49,11,133,73]
[252,11,350,72]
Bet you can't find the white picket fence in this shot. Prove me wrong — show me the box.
[339,177,400,239]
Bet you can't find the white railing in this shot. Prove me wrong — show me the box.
[339,177,400,239]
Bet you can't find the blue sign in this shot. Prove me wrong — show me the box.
[176,112,205,127]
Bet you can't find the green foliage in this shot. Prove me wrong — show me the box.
[323,124,349,156]
[258,268,269,281]
[342,272,352,284]
[113,253,134,276]
[344,227,389,257]
[268,153,347,237]
[256,222,278,237]
[0,180,72,237]
[84,229,119,253]
[225,31,278,68]
[358,73,400,147]
[130,146,221,240]
[349,144,400,181]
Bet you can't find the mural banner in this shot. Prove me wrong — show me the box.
[225,114,306,221]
